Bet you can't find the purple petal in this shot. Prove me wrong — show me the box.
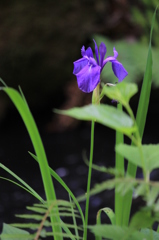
[113,47,118,59]
[99,42,107,67]
[73,58,88,75]
[88,57,97,66]
[81,46,85,57]
[85,47,93,58]
[81,46,93,58]
[112,61,128,81]
[102,56,116,71]
[93,39,99,65]
[75,64,101,93]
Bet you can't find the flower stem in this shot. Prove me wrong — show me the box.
[84,120,95,240]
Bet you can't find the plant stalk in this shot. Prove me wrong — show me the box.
[84,120,95,240]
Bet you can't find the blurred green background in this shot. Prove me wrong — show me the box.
[0,0,158,122]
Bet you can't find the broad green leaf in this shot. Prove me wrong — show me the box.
[89,224,153,240]
[116,144,159,173]
[141,228,159,240]
[1,223,29,240]
[102,82,138,106]
[55,104,136,136]
[130,209,155,229]
[89,224,125,240]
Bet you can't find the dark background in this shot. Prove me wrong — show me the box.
[0,0,158,238]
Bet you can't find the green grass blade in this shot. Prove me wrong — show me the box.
[122,7,157,226]
[135,9,156,139]
[115,104,124,226]
[0,163,44,203]
[97,208,116,226]
[0,176,44,202]
[0,78,7,87]
[69,195,79,239]
[96,207,116,240]
[1,87,62,239]
[18,86,29,108]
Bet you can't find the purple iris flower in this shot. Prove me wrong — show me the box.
[73,40,128,93]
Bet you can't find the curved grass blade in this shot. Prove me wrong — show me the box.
[18,85,77,239]
[0,176,44,203]
[0,163,44,203]
[0,78,7,87]
[1,87,62,239]
[97,207,116,225]
[96,207,115,240]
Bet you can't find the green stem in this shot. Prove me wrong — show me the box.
[115,103,124,226]
[84,120,95,240]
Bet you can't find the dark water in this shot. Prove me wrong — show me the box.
[0,92,159,239]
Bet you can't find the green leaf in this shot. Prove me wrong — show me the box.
[1,223,29,240]
[89,224,125,240]
[102,82,138,106]
[141,228,159,240]
[77,177,136,202]
[116,144,159,173]
[10,201,82,240]
[130,209,155,229]
[89,224,153,240]
[54,104,136,136]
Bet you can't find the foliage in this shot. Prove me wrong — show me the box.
[55,103,136,137]
[1,201,82,240]
[131,0,159,47]
[0,5,159,240]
